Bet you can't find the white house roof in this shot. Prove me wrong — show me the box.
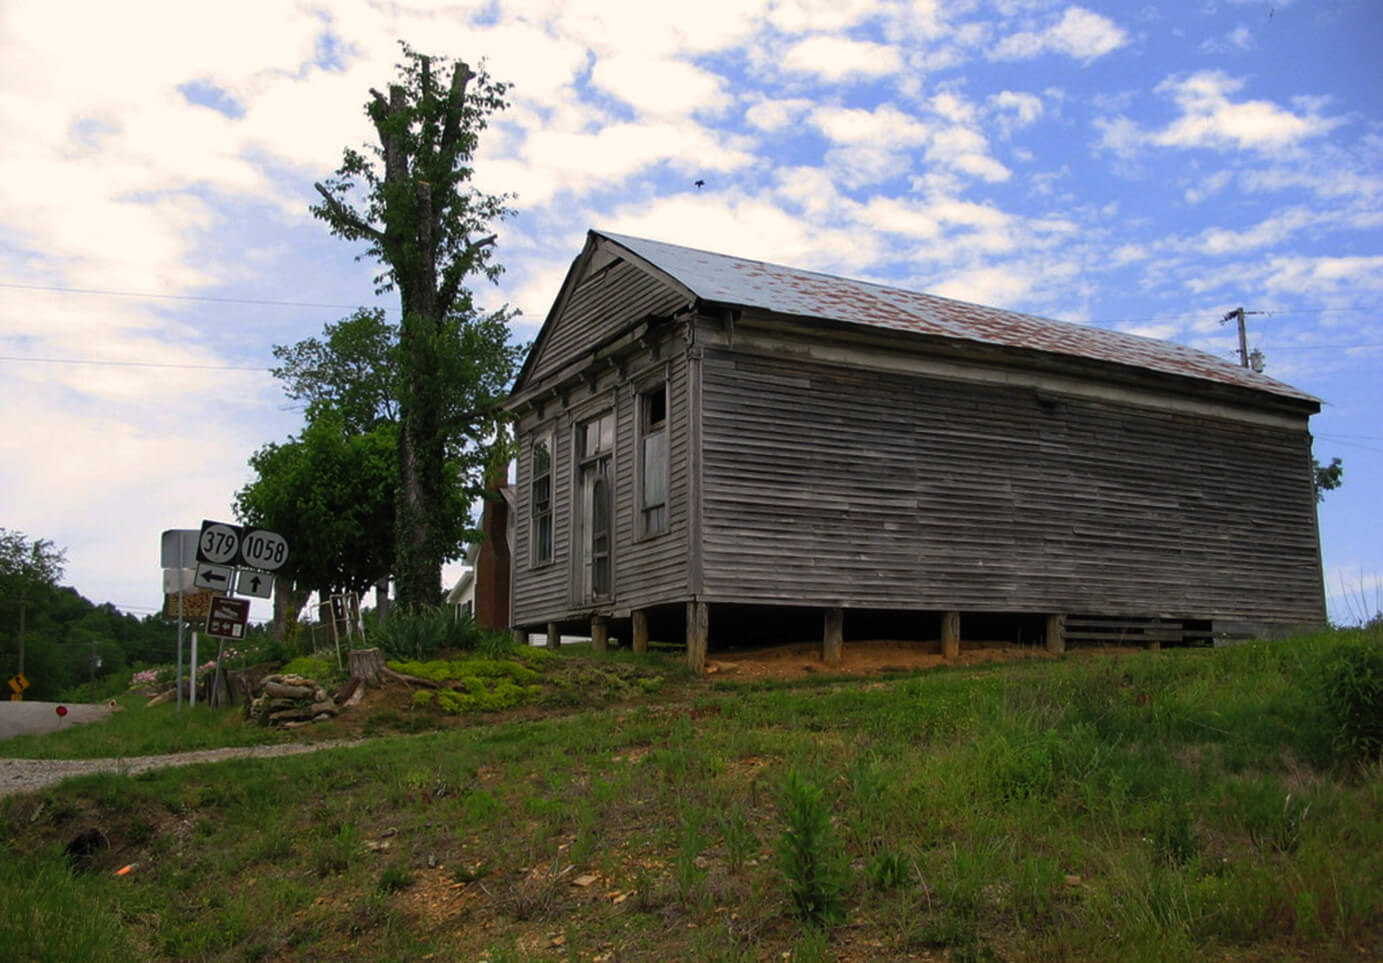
[597,231,1319,406]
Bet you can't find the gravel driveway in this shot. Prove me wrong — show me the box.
[0,741,361,798]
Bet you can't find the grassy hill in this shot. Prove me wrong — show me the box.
[3,628,1380,961]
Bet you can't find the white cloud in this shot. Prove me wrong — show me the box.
[810,104,930,146]
[588,56,731,119]
[744,97,814,131]
[1153,71,1339,152]
[781,35,904,80]
[991,6,1128,64]
[1199,24,1256,54]
[988,90,1045,137]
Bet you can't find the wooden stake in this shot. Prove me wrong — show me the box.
[686,601,708,672]
[942,611,961,660]
[823,607,843,666]
[1046,613,1066,654]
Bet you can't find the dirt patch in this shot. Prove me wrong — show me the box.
[705,639,1062,681]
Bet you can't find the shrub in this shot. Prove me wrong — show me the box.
[1319,644,1383,762]
[776,771,848,927]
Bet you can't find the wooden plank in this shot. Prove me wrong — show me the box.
[942,611,960,660]
[824,607,843,666]
[686,600,708,672]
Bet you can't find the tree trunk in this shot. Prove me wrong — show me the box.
[349,647,387,688]
[375,577,391,623]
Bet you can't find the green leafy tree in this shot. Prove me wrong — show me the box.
[272,307,399,435]
[235,411,400,639]
[1313,456,1343,503]
[0,528,66,676]
[311,42,522,609]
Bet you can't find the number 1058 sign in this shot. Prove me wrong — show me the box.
[197,520,289,572]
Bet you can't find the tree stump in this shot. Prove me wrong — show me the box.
[349,647,387,688]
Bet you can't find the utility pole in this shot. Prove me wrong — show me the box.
[1221,307,1263,369]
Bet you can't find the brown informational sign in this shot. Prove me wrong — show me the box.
[164,589,220,619]
[206,596,251,641]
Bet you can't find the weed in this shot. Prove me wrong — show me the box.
[868,848,908,890]
[1318,643,1383,762]
[674,815,710,905]
[776,771,847,927]
[720,806,756,873]
[1151,791,1198,865]
[377,865,415,894]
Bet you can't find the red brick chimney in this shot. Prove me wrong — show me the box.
[474,472,511,631]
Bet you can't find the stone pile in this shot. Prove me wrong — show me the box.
[248,673,339,728]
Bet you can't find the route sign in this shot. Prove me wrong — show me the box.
[206,596,251,640]
[238,527,289,572]
[197,520,241,565]
[195,520,289,571]
[194,562,234,592]
[236,568,274,599]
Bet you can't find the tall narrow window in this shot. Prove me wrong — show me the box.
[640,385,668,535]
[530,437,552,565]
[577,411,615,599]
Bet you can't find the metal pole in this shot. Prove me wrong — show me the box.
[190,632,198,709]
[176,536,185,717]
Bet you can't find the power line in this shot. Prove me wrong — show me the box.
[0,355,272,372]
[0,280,370,311]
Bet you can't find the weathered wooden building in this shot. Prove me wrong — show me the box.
[504,231,1326,669]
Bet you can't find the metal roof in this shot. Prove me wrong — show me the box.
[598,230,1319,405]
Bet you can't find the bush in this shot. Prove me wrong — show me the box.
[776,771,848,927]
[1319,643,1383,762]
[371,607,513,660]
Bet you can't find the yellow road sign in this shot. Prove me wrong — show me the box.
[7,673,29,694]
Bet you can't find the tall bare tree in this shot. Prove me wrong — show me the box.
[311,44,520,609]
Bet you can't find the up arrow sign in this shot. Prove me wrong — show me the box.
[235,568,274,600]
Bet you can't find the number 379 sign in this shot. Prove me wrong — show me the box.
[197,520,289,572]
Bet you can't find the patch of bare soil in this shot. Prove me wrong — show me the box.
[706,639,1136,681]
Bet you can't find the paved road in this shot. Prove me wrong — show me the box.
[0,700,119,741]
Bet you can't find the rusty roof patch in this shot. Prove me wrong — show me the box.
[599,230,1318,405]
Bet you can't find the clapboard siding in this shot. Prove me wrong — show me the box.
[612,351,692,610]
[700,347,1324,623]
[526,260,687,385]
[511,410,571,626]
[512,343,692,625]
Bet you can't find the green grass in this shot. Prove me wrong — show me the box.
[0,693,293,759]
[1,627,1380,960]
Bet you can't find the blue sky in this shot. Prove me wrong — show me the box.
[1,0,1378,626]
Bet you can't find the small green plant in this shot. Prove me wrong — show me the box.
[720,806,756,873]
[674,816,710,905]
[867,848,908,890]
[776,771,847,927]
[1151,791,1198,865]
[377,865,415,894]
[1319,644,1383,761]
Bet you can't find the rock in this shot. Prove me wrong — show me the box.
[263,682,315,700]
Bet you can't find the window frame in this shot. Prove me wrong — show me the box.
[528,431,554,567]
[636,381,670,538]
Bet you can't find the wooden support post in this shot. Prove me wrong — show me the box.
[1148,640,1162,652]
[686,600,708,673]
[632,610,649,654]
[591,615,608,653]
[1045,613,1066,654]
[823,607,843,666]
[512,627,526,647]
[545,623,560,651]
[942,610,961,660]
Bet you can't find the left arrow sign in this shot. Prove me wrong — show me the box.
[194,562,233,592]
